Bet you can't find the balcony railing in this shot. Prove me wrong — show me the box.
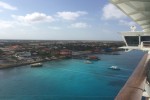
[115,54,149,100]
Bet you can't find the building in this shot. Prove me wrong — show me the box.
[15,52,31,57]
[59,49,72,56]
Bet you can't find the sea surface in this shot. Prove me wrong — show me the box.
[0,50,145,100]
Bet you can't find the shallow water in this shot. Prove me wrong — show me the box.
[0,50,145,100]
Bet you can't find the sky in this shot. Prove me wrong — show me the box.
[0,0,142,40]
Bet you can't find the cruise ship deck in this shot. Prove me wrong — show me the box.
[110,0,150,100]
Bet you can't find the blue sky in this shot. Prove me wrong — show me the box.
[0,0,141,40]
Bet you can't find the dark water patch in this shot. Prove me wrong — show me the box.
[108,80,126,87]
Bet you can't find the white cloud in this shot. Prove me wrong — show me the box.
[0,20,32,30]
[57,11,87,20]
[0,1,17,10]
[101,3,126,20]
[12,12,55,23]
[0,20,14,29]
[119,20,137,26]
[71,22,90,28]
[48,26,61,30]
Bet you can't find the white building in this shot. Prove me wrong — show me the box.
[15,52,31,57]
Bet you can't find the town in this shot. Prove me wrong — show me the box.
[0,40,124,69]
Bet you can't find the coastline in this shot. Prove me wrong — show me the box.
[0,51,121,69]
[0,60,48,69]
[0,56,74,69]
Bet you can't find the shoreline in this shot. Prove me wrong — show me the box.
[0,51,122,69]
[0,60,48,69]
[0,57,75,69]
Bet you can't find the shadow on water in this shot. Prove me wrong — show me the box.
[108,80,126,87]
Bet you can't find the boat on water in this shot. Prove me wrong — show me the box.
[109,66,120,70]
[84,60,92,64]
[86,56,100,61]
[31,63,43,67]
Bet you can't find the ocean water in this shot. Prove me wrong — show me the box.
[0,50,145,100]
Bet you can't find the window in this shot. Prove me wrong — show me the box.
[124,36,139,46]
[141,36,150,42]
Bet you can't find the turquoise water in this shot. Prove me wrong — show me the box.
[0,50,145,100]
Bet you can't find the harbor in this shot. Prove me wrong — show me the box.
[0,50,145,100]
[0,40,123,69]
[0,0,149,99]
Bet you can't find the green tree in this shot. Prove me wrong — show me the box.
[0,49,3,55]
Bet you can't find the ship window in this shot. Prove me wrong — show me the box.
[141,36,150,42]
[124,36,139,46]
